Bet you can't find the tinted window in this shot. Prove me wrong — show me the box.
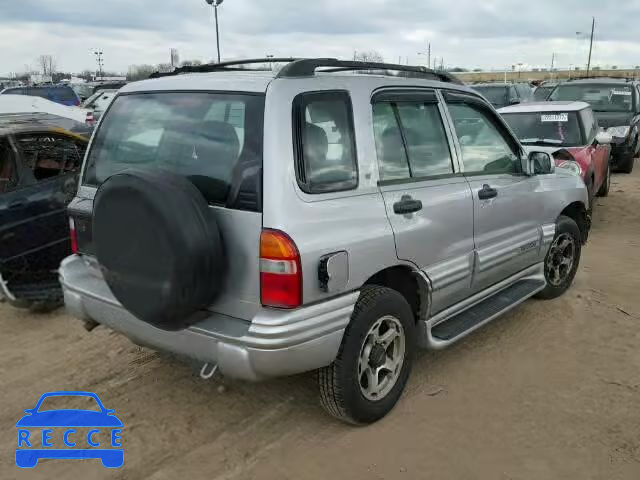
[502,111,583,147]
[550,84,634,112]
[84,92,264,208]
[16,134,85,181]
[448,103,519,174]
[294,91,358,194]
[472,86,509,107]
[7,87,79,104]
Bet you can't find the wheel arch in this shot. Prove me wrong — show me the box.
[559,201,590,244]
[362,265,431,324]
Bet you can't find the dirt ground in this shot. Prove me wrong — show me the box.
[2,164,640,480]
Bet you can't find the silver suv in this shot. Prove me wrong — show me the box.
[60,58,590,424]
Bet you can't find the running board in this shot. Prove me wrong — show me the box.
[428,279,546,348]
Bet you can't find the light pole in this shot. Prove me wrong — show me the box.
[417,42,431,69]
[205,0,224,63]
[93,50,104,80]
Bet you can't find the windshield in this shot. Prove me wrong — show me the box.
[502,111,584,147]
[550,84,634,112]
[473,86,509,106]
[84,92,264,206]
[533,86,554,101]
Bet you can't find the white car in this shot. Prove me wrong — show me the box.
[0,94,90,124]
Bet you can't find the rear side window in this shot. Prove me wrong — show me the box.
[372,98,454,182]
[580,109,597,142]
[83,92,264,210]
[293,91,358,194]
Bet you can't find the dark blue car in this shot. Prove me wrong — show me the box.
[0,115,88,310]
[1,85,81,106]
[16,391,123,468]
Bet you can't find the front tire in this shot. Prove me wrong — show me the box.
[536,215,582,300]
[318,286,415,424]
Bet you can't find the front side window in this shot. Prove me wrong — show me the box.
[502,111,583,147]
[550,84,634,112]
[448,103,519,175]
[294,91,358,194]
[84,92,264,208]
[373,99,454,182]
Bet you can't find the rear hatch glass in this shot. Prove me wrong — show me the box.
[83,92,264,208]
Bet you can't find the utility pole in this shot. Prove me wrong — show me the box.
[428,42,431,69]
[550,52,555,81]
[205,0,224,63]
[586,17,595,76]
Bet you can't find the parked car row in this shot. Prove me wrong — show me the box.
[1,59,635,425]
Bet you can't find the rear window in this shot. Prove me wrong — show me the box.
[83,92,264,210]
[8,87,78,104]
[472,86,509,106]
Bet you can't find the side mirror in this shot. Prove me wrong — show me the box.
[509,97,521,105]
[23,409,33,414]
[528,151,554,175]
[594,131,613,145]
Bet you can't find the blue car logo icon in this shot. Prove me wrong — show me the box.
[16,391,123,468]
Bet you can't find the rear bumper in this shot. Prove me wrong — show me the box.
[59,255,356,381]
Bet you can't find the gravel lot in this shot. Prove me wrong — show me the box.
[1,162,639,479]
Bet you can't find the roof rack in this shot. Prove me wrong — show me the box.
[276,58,463,84]
[567,75,635,82]
[148,57,463,84]
[149,58,299,78]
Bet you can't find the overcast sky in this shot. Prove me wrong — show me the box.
[2,0,639,76]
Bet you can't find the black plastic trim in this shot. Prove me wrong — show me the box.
[371,89,438,104]
[378,172,465,187]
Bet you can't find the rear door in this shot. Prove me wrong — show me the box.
[0,132,84,285]
[372,89,475,313]
[443,92,543,292]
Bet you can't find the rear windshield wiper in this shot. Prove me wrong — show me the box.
[520,138,563,145]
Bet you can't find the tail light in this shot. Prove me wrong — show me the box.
[69,217,79,254]
[85,111,96,128]
[260,229,302,309]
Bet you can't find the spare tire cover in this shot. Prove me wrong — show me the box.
[93,169,224,331]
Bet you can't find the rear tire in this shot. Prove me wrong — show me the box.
[318,286,415,424]
[597,164,610,197]
[536,215,582,300]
